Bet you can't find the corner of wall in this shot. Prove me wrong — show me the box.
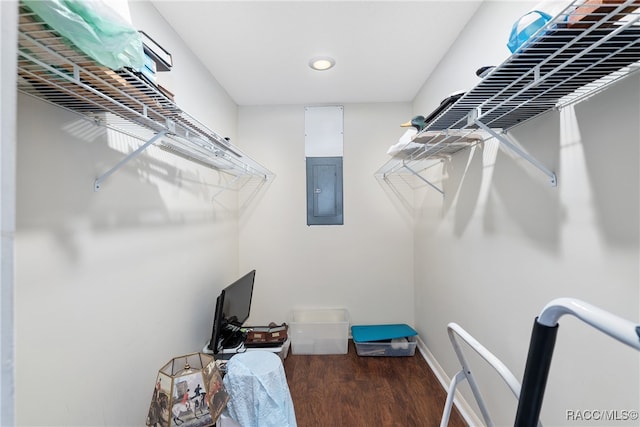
[1,1,18,425]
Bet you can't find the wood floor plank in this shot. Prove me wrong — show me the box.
[284,340,467,427]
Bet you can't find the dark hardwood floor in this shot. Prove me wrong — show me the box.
[283,340,467,427]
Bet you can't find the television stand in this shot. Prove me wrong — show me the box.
[202,337,290,362]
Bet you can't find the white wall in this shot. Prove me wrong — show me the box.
[413,1,640,426]
[1,1,18,425]
[237,103,415,327]
[15,2,242,426]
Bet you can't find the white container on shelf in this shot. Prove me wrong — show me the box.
[289,309,350,355]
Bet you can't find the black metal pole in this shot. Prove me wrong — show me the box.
[514,317,559,427]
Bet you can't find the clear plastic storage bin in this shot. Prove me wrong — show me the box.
[289,309,350,354]
[354,336,417,357]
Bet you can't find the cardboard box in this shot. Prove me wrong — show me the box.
[157,84,175,102]
[568,0,640,28]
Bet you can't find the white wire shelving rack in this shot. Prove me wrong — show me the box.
[16,3,273,192]
[376,0,640,195]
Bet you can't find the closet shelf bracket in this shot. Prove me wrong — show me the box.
[94,129,168,192]
[473,117,557,187]
[401,162,444,196]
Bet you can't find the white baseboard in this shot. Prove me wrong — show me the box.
[416,336,483,427]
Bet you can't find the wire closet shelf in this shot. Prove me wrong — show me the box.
[376,0,640,189]
[16,3,273,191]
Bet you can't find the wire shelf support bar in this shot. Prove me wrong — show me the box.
[401,162,444,195]
[473,112,557,187]
[94,130,167,191]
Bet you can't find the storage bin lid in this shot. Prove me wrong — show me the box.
[351,324,417,343]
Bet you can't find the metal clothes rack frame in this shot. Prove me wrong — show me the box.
[16,3,273,192]
[515,298,640,427]
[376,0,640,194]
[440,299,640,427]
[440,323,542,427]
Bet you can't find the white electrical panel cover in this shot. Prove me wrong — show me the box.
[304,105,344,157]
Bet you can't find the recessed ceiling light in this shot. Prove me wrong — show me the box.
[309,56,335,71]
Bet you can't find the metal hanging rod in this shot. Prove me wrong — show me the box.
[472,110,557,187]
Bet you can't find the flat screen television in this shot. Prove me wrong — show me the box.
[208,270,256,354]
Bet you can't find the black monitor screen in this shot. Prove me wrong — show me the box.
[208,270,256,353]
[222,269,256,327]
[209,293,225,354]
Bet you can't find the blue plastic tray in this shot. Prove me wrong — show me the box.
[351,324,417,343]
